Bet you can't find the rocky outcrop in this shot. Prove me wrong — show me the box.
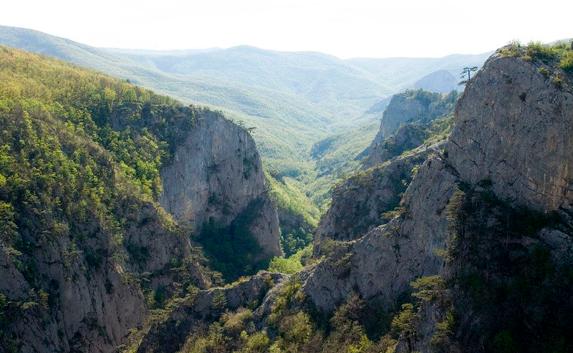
[0,162,211,353]
[315,147,431,246]
[305,155,459,311]
[447,52,573,212]
[135,272,287,353]
[369,89,457,146]
[159,112,282,258]
[303,47,573,350]
[362,123,428,168]
[93,45,573,353]
[0,112,280,353]
[0,47,282,353]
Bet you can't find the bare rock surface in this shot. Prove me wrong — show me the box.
[159,113,281,258]
[315,146,432,246]
[448,53,573,212]
[305,156,459,311]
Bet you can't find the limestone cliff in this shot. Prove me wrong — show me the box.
[314,148,430,246]
[362,123,428,168]
[317,106,454,245]
[304,46,573,351]
[159,111,282,259]
[364,89,457,167]
[117,44,573,353]
[447,52,573,212]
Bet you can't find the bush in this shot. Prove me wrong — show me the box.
[268,246,311,274]
[222,308,253,336]
[239,331,270,353]
[525,42,560,62]
[390,303,416,339]
[559,51,573,72]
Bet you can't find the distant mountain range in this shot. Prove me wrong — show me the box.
[0,25,491,203]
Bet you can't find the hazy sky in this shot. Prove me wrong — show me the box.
[1,0,571,58]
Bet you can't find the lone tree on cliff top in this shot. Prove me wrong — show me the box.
[459,66,478,84]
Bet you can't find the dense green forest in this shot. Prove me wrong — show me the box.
[0,46,220,303]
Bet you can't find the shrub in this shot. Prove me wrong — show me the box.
[538,67,550,77]
[211,291,227,313]
[525,42,559,62]
[559,51,573,73]
[278,312,314,346]
[268,246,311,274]
[411,275,445,302]
[222,308,253,336]
[239,331,270,353]
[390,303,416,339]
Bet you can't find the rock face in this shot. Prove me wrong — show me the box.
[315,149,430,246]
[448,53,573,212]
[0,155,210,352]
[0,48,281,353]
[368,89,457,145]
[305,155,459,311]
[0,111,280,353]
[308,50,568,314]
[159,112,282,258]
[362,123,428,168]
[136,272,287,353]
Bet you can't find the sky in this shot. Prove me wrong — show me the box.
[1,0,572,58]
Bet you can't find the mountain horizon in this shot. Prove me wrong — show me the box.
[0,24,491,209]
[1,4,572,352]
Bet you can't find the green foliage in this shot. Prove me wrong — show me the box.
[266,173,319,255]
[268,245,312,274]
[423,114,454,146]
[411,275,445,302]
[221,308,253,335]
[430,309,455,350]
[500,41,573,77]
[559,50,573,72]
[524,42,560,62]
[0,26,492,229]
[211,291,228,313]
[239,331,271,353]
[390,303,416,339]
[0,201,18,242]
[0,48,220,346]
[177,282,399,353]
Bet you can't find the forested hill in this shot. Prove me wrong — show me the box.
[0,25,491,208]
[0,46,279,352]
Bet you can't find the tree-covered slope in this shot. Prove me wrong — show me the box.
[0,45,218,352]
[0,46,282,352]
[0,26,490,210]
